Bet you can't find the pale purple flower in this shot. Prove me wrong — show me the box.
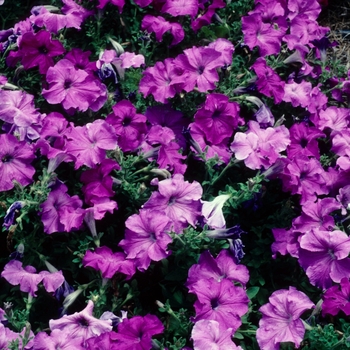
[282,80,312,108]
[271,227,301,259]
[161,0,198,17]
[191,320,243,350]
[230,121,290,170]
[142,174,203,233]
[49,301,112,341]
[120,52,145,68]
[65,119,118,169]
[119,209,172,271]
[82,246,135,279]
[186,249,250,291]
[33,329,84,350]
[191,278,249,334]
[313,107,350,134]
[42,59,107,112]
[39,270,65,293]
[0,134,35,192]
[256,287,314,350]
[298,228,350,289]
[114,314,164,349]
[201,194,230,229]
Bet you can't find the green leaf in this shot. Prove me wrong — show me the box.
[246,286,260,299]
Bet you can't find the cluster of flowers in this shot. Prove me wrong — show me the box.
[0,0,349,348]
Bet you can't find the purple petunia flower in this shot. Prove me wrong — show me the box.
[173,46,222,93]
[194,93,242,144]
[322,277,350,316]
[143,174,203,233]
[161,0,198,17]
[119,209,173,271]
[49,300,112,341]
[3,201,25,229]
[105,100,147,152]
[298,228,350,289]
[256,287,314,350]
[191,278,249,334]
[97,0,125,12]
[6,30,65,74]
[42,59,107,112]
[114,314,164,349]
[191,320,243,350]
[0,134,35,192]
[186,249,250,291]
[65,119,118,169]
[82,246,136,279]
[33,329,84,350]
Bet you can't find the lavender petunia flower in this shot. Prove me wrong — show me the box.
[298,228,350,289]
[201,194,231,229]
[114,314,164,349]
[0,134,35,192]
[82,246,135,279]
[119,209,173,271]
[143,174,202,233]
[191,320,243,350]
[161,0,198,17]
[33,329,84,349]
[42,59,107,112]
[256,287,314,350]
[49,300,112,341]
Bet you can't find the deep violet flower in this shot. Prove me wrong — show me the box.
[85,331,119,350]
[3,201,25,229]
[6,30,65,74]
[49,300,112,341]
[191,278,249,334]
[142,174,203,233]
[256,287,314,350]
[186,250,250,292]
[65,119,118,169]
[322,277,350,316]
[82,246,135,279]
[298,228,350,289]
[114,314,164,349]
[191,0,226,32]
[42,59,107,112]
[119,209,173,271]
[191,320,243,350]
[97,0,125,12]
[193,93,242,144]
[0,134,35,192]
[173,46,222,92]
[105,100,147,152]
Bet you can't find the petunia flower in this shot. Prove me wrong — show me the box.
[82,246,136,279]
[191,278,249,334]
[142,174,203,233]
[97,0,125,12]
[42,59,107,112]
[119,209,173,271]
[322,277,350,316]
[191,320,243,350]
[256,287,314,350]
[201,194,231,229]
[49,300,112,341]
[114,314,164,349]
[0,134,35,192]
[161,0,198,17]
[33,329,85,350]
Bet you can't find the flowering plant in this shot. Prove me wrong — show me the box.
[0,0,349,349]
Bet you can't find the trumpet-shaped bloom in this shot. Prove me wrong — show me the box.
[0,134,35,192]
[322,277,350,316]
[143,174,202,233]
[191,320,243,350]
[298,228,350,289]
[42,59,107,112]
[49,301,112,340]
[114,314,164,349]
[82,246,136,279]
[119,209,173,271]
[192,278,249,334]
[256,287,314,350]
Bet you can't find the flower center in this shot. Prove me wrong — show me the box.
[64,80,72,89]
[38,45,48,54]
[300,138,308,148]
[211,298,219,310]
[168,196,176,206]
[198,65,205,74]
[78,317,89,327]
[122,117,132,126]
[1,155,12,163]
